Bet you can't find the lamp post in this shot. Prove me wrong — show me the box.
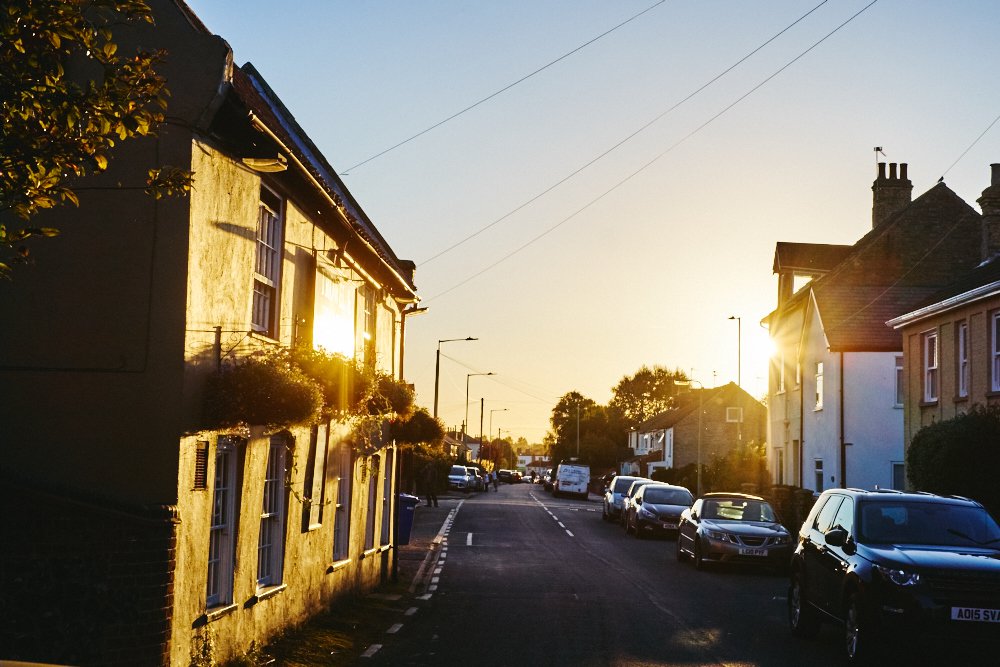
[434,337,477,418]
[489,408,508,447]
[728,316,741,387]
[465,372,494,445]
[676,380,704,497]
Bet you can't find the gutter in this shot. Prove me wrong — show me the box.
[839,351,846,488]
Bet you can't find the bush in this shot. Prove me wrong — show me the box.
[204,352,323,429]
[907,405,1000,515]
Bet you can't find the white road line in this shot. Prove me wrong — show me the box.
[405,607,418,616]
[418,593,432,601]
[434,567,442,575]
[431,576,440,584]
[466,532,473,546]
[386,623,403,634]
[566,530,575,537]
[361,644,382,658]
[558,522,566,529]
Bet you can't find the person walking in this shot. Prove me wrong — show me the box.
[491,470,499,491]
[421,462,439,507]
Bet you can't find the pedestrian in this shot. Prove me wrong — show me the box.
[421,462,439,507]
[492,470,499,491]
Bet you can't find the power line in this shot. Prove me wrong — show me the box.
[340,0,668,174]
[421,0,830,266]
[939,110,1000,181]
[424,0,880,303]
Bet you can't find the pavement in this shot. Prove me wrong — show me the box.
[395,493,456,589]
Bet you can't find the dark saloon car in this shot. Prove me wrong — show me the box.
[677,492,792,570]
[625,483,693,539]
[788,488,1000,664]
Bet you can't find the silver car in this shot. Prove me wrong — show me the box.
[447,464,471,492]
[602,475,646,522]
[677,492,792,570]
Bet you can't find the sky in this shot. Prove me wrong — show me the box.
[183,0,999,443]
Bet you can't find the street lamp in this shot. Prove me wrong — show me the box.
[489,408,508,446]
[465,372,494,444]
[675,379,704,497]
[728,316,741,387]
[434,337,477,418]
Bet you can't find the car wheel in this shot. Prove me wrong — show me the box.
[693,538,706,570]
[845,592,877,664]
[788,572,821,638]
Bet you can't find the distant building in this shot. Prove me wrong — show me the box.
[764,162,985,492]
[625,382,766,473]
[888,164,1000,458]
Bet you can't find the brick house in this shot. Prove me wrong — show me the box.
[763,163,985,493]
[888,164,1000,453]
[0,1,420,665]
[625,382,766,477]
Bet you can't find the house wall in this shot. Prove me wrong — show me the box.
[799,301,839,492]
[767,302,806,487]
[843,351,903,490]
[901,296,1000,452]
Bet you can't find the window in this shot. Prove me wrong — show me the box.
[775,448,784,486]
[831,497,855,534]
[992,312,1000,392]
[923,330,939,402]
[957,321,969,398]
[304,424,328,529]
[814,459,824,493]
[257,435,288,589]
[252,187,283,338]
[363,455,380,551]
[358,284,376,367]
[380,448,394,546]
[332,443,353,562]
[812,492,840,532]
[892,462,905,491]
[814,362,824,410]
[777,351,785,393]
[894,356,904,407]
[207,438,240,608]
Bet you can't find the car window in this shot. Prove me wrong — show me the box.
[860,502,1000,546]
[626,481,650,498]
[831,497,854,534]
[644,488,693,505]
[613,477,637,493]
[813,495,844,533]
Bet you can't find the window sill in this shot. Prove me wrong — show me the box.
[918,400,939,407]
[327,558,351,574]
[953,395,970,403]
[360,547,379,560]
[192,602,238,628]
[247,583,287,606]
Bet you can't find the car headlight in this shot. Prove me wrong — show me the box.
[774,534,791,545]
[639,506,656,519]
[705,529,735,543]
[874,564,921,587]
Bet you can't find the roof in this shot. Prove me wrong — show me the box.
[769,183,982,351]
[772,242,852,274]
[228,64,417,299]
[633,382,757,433]
[888,256,1000,328]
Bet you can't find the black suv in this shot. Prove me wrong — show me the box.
[788,488,1000,663]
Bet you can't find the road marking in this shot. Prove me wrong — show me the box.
[386,623,403,634]
[434,567,442,575]
[418,593,432,601]
[467,532,473,546]
[361,644,382,658]
[405,607,418,616]
[558,522,566,529]
[431,576,440,584]
[566,530,575,537]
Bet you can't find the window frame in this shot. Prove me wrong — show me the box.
[252,186,283,338]
[894,355,904,407]
[332,443,352,562]
[207,437,240,608]
[257,435,288,590]
[992,312,1000,393]
[923,330,939,403]
[814,459,824,493]
[814,361,824,411]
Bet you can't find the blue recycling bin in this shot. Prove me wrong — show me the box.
[397,493,420,545]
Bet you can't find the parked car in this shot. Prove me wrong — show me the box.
[625,483,694,539]
[602,475,646,522]
[619,479,657,529]
[466,466,485,491]
[497,469,514,483]
[788,488,1000,663]
[543,468,555,492]
[553,462,590,499]
[677,492,792,570]
[447,464,472,492]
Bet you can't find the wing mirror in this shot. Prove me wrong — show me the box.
[634,498,642,506]
[824,527,848,548]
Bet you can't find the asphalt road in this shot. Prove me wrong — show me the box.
[368,482,856,667]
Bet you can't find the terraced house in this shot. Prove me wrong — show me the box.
[0,1,421,664]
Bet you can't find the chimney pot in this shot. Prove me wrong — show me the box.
[872,160,913,228]
[889,163,898,179]
[991,163,1000,187]
[877,162,886,180]
[900,163,908,180]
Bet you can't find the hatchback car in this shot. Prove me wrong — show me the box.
[619,479,656,529]
[677,492,792,569]
[625,483,693,539]
[788,488,1000,663]
[602,475,645,522]
[447,464,471,492]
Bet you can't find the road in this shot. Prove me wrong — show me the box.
[370,482,852,666]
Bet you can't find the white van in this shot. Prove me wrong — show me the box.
[554,462,590,499]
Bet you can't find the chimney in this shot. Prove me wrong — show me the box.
[979,163,1000,262]
[871,162,912,228]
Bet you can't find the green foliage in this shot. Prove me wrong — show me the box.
[288,346,364,417]
[1,0,193,273]
[388,408,444,447]
[608,365,688,428]
[907,405,1000,515]
[651,441,769,495]
[203,351,324,429]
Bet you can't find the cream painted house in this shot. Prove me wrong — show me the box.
[0,2,420,665]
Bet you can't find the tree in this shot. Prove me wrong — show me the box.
[608,365,688,429]
[548,392,622,470]
[1,0,193,273]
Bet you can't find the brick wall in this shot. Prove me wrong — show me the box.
[1,474,178,666]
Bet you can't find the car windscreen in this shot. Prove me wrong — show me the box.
[702,499,776,522]
[450,466,467,475]
[613,477,637,493]
[644,488,693,506]
[859,502,1000,546]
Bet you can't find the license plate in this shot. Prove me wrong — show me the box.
[739,548,767,557]
[952,607,1000,623]
[662,522,677,530]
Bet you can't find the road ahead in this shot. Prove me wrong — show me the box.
[371,482,852,666]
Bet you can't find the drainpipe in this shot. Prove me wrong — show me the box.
[839,351,846,488]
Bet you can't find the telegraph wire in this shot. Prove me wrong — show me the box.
[340,0,668,174]
[423,0,879,303]
[939,111,1000,182]
[420,0,830,266]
